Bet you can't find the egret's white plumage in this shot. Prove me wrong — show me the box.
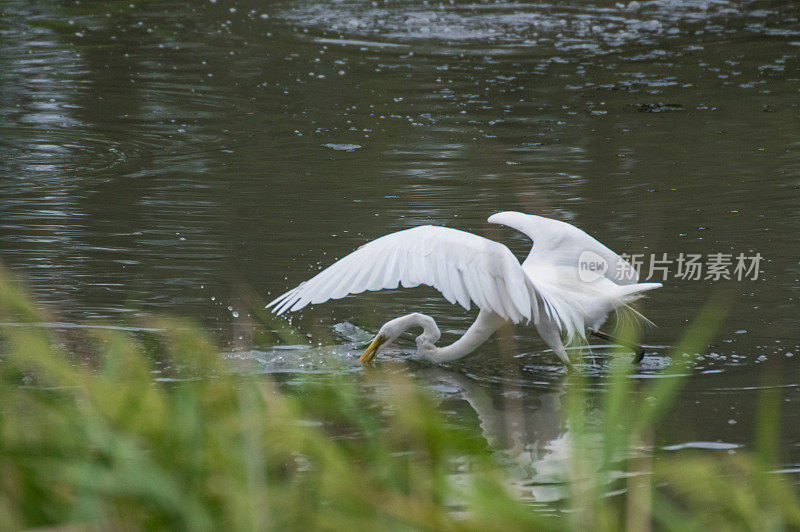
[268,212,661,365]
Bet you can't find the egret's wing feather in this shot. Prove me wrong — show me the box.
[267,225,533,323]
[488,211,640,284]
[488,211,661,343]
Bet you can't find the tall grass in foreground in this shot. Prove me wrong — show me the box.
[0,271,798,530]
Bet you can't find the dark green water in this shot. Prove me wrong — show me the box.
[1,0,799,495]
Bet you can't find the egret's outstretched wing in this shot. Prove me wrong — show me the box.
[488,211,661,342]
[267,225,535,323]
[488,211,641,284]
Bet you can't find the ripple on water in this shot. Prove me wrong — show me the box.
[0,126,160,179]
[662,441,742,451]
[275,0,797,55]
[322,143,363,151]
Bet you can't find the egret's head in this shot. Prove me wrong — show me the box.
[358,319,405,363]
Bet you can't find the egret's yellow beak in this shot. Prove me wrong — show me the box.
[359,334,387,363]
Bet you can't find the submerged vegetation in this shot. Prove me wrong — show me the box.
[0,270,797,530]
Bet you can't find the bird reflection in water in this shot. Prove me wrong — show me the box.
[418,366,570,503]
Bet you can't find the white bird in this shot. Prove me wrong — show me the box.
[267,212,661,366]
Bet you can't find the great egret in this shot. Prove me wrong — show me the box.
[267,212,661,366]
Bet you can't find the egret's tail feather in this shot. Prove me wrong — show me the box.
[614,303,656,329]
[611,282,661,328]
[615,282,662,302]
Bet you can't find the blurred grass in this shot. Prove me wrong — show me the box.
[0,269,797,531]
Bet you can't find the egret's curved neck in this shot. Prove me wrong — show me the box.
[391,310,506,364]
[385,312,441,346]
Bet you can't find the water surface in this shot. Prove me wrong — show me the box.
[1,0,799,492]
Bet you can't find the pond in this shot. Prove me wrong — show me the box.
[1,0,799,498]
